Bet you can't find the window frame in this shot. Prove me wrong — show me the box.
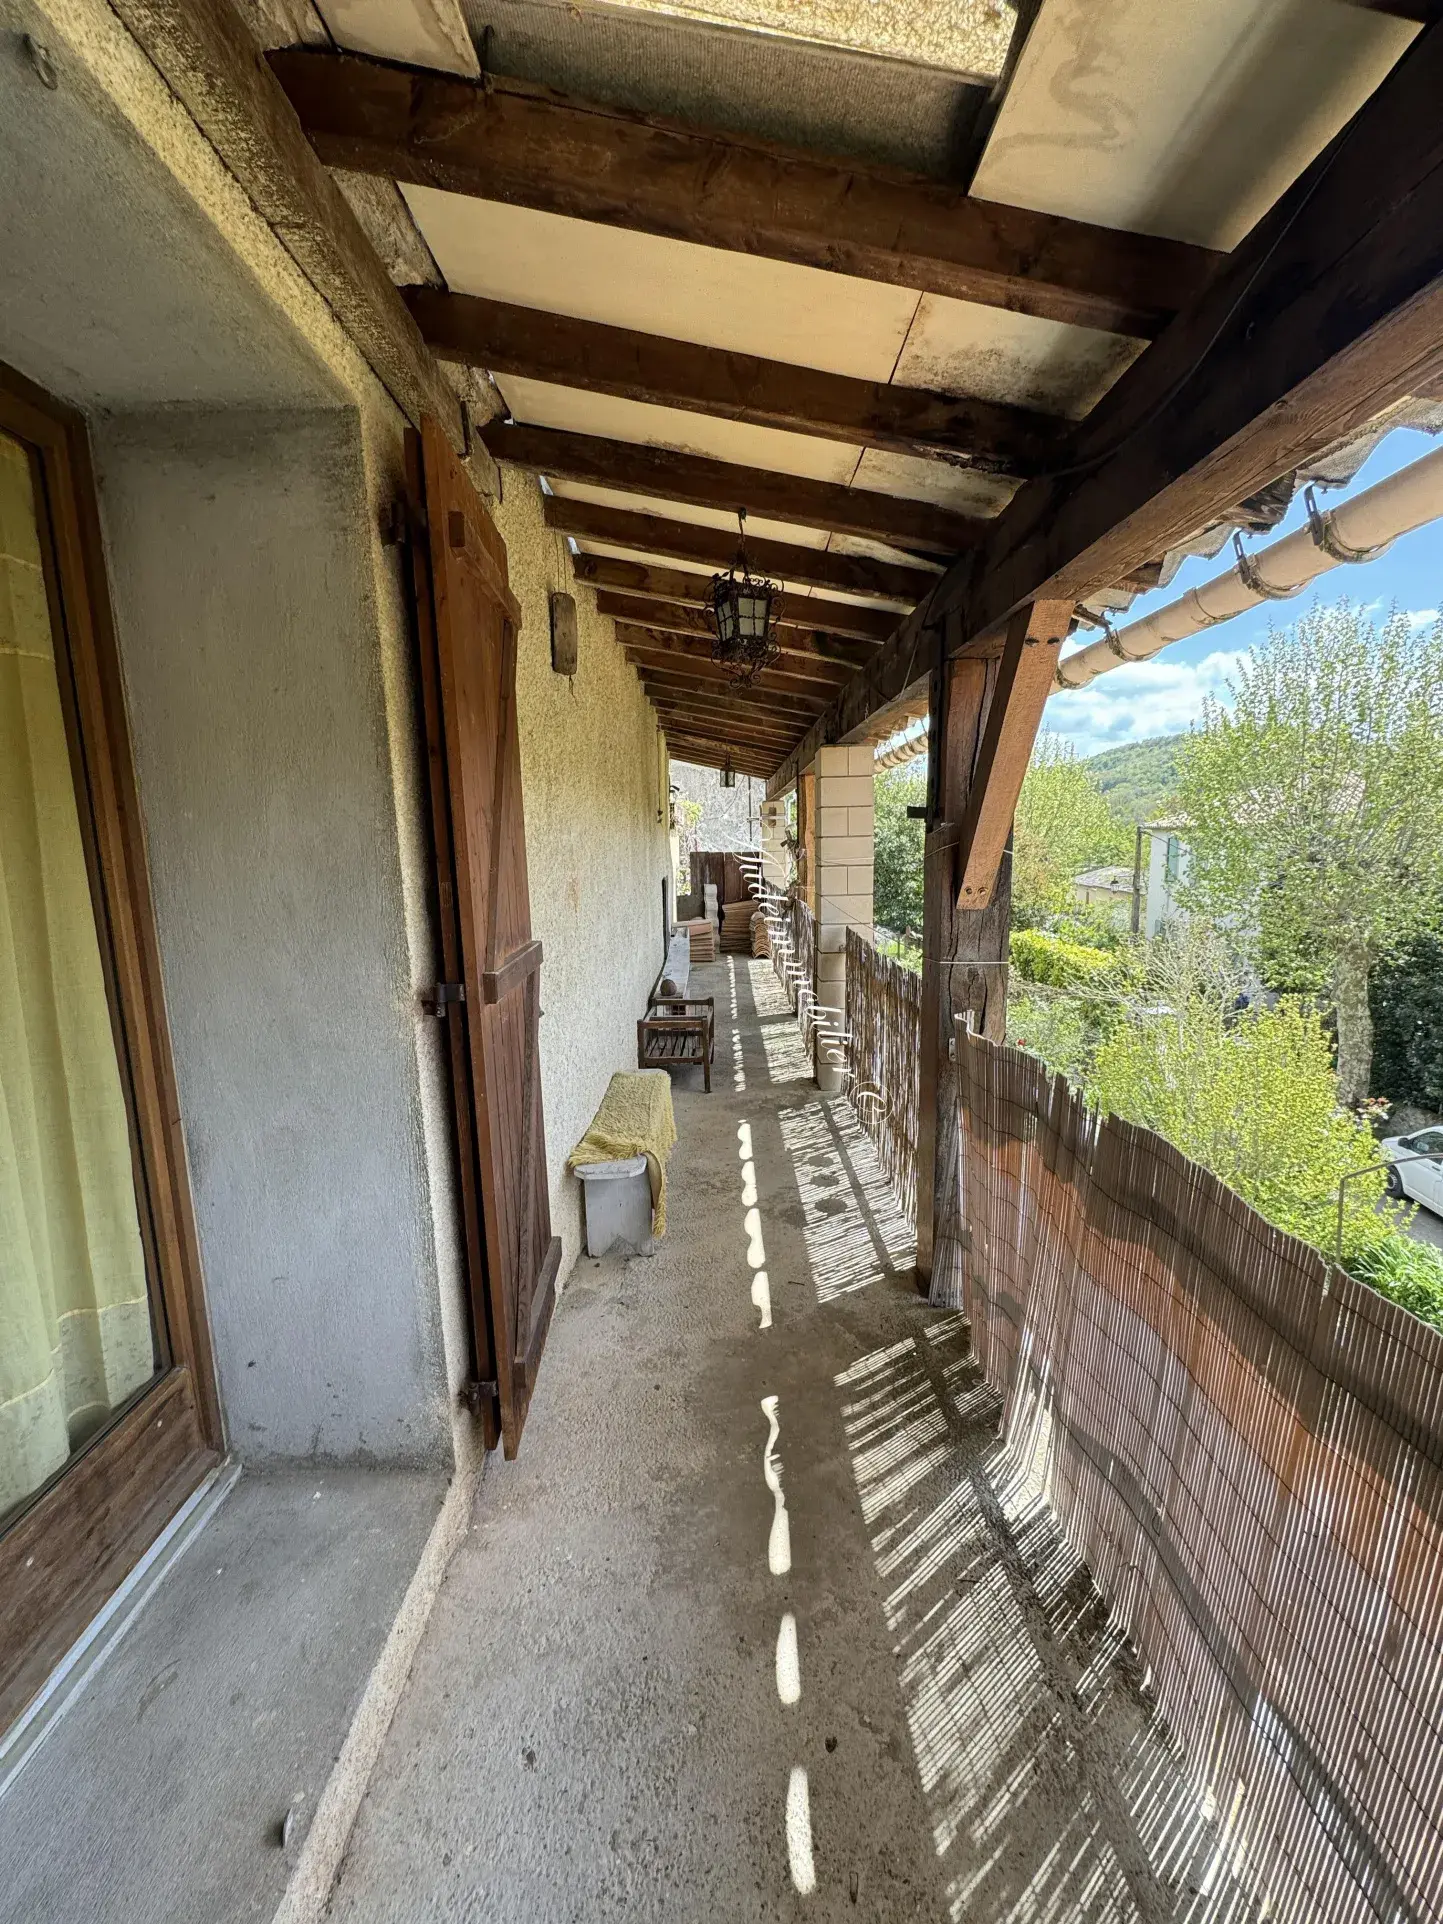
[0,362,220,1735]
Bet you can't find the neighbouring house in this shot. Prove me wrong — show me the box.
[1140,822,1192,938]
[1072,862,1135,927]
[1073,828,1191,938]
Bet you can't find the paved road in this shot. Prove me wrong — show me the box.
[1404,1200,1443,1251]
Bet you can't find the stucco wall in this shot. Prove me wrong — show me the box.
[491,471,671,1279]
[92,410,454,1470]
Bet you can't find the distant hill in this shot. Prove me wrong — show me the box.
[1081,734,1186,823]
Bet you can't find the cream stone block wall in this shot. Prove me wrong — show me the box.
[811,744,875,1091]
[494,471,671,1283]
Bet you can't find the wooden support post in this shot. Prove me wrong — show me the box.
[956,600,1073,907]
[915,599,1072,1306]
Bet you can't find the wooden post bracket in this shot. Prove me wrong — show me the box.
[954,599,1073,909]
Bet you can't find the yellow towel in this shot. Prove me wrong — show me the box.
[567,1070,679,1237]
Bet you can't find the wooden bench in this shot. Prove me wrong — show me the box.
[638,938,714,1090]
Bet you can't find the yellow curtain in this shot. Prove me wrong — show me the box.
[0,429,154,1522]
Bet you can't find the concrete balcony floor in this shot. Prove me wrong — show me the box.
[327,959,1245,1924]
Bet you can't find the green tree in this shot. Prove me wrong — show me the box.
[1087,927,1391,1261]
[873,763,925,937]
[1178,604,1443,1104]
[1013,734,1131,929]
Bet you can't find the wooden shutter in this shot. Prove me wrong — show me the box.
[407,419,560,1458]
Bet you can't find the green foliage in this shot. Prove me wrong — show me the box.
[1007,929,1141,1082]
[1081,734,1185,823]
[1006,992,1091,1084]
[1088,975,1389,1261]
[872,763,925,937]
[1350,1234,1443,1334]
[1178,602,1443,1099]
[1013,734,1131,929]
[1010,928,1118,990]
[1372,931,1443,1112]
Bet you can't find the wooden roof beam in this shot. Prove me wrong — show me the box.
[639,668,824,723]
[645,688,805,736]
[544,498,938,603]
[767,21,1443,798]
[574,556,896,643]
[615,624,856,686]
[485,423,985,555]
[270,47,1219,338]
[405,289,1061,474]
[622,646,842,706]
[597,594,872,667]
[666,739,777,777]
[652,710,801,758]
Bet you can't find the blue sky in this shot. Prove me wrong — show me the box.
[1045,426,1443,759]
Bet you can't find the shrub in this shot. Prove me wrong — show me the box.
[1088,996,1389,1259]
[1010,927,1118,989]
[1351,1233,1443,1333]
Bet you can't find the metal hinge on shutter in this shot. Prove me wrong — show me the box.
[422,982,466,1018]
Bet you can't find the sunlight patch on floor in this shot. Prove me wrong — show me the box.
[761,1394,791,1577]
[777,1102,913,1302]
[834,1332,1248,1923]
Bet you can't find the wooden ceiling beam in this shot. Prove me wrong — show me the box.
[639,667,824,722]
[666,740,777,777]
[270,47,1218,338]
[544,498,938,603]
[617,627,853,689]
[659,713,786,755]
[485,423,984,554]
[622,646,842,705]
[599,594,870,669]
[574,556,896,643]
[405,288,1060,473]
[651,709,801,757]
[645,687,805,735]
[768,21,1443,798]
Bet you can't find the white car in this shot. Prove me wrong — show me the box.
[1381,1129,1443,1217]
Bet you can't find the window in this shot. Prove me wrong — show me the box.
[0,363,218,1736]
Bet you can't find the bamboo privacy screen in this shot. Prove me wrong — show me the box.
[956,1026,1443,1923]
[845,931,921,1224]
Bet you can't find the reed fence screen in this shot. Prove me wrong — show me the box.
[957,1027,1443,1923]
[845,930,921,1225]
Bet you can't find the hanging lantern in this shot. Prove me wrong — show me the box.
[709,509,779,683]
[720,753,737,789]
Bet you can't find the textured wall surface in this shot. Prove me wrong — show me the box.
[94,411,454,1469]
[492,471,671,1282]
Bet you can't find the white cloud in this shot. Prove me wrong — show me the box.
[1044,648,1250,758]
[1407,607,1439,628]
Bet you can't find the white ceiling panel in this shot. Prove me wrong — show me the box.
[566,540,914,611]
[972,0,1415,250]
[404,188,919,380]
[547,480,832,549]
[582,0,1013,79]
[495,376,864,484]
[852,448,1015,516]
[894,296,1143,421]
[315,0,479,75]
[824,532,945,572]
[497,375,1018,515]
